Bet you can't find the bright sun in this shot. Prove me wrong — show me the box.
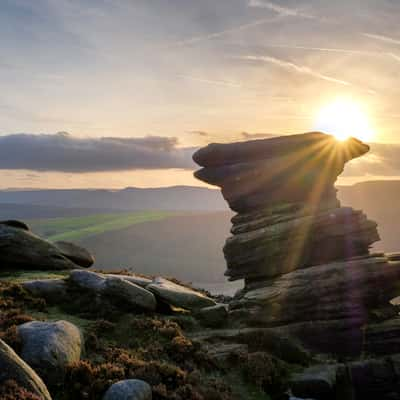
[314,99,374,142]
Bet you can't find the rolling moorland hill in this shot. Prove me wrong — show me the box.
[0,181,399,292]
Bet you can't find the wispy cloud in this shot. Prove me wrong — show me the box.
[239,55,351,86]
[178,74,242,88]
[167,16,280,48]
[364,33,400,46]
[248,0,315,19]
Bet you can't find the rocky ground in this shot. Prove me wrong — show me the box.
[0,268,300,400]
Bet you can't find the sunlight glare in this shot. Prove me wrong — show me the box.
[314,99,374,142]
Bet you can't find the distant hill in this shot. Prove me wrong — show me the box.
[0,186,226,211]
[0,203,122,220]
[338,180,400,252]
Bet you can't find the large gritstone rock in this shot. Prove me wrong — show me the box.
[193,132,400,357]
[193,132,379,285]
[0,222,78,271]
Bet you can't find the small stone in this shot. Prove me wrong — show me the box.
[103,379,152,400]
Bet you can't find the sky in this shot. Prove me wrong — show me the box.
[1,0,400,188]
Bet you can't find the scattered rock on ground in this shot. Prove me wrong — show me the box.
[104,276,156,311]
[54,240,94,268]
[147,277,216,311]
[102,379,152,400]
[69,269,107,291]
[102,273,152,288]
[22,279,68,302]
[18,320,83,383]
[0,338,52,400]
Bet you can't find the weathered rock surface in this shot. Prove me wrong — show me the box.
[104,276,156,311]
[18,320,83,383]
[230,255,400,327]
[196,304,228,327]
[0,338,52,400]
[0,219,30,231]
[54,240,95,268]
[147,277,216,311]
[0,223,78,270]
[290,364,339,400]
[193,132,400,360]
[102,273,152,288]
[68,270,157,311]
[69,269,107,291]
[22,279,68,302]
[102,379,152,400]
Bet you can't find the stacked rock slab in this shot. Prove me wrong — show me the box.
[193,132,379,285]
[193,132,400,355]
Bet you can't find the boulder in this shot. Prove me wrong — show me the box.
[22,279,68,302]
[290,364,339,400]
[349,357,400,398]
[69,269,106,291]
[232,256,400,327]
[196,304,228,327]
[102,273,152,288]
[102,379,152,400]
[104,277,156,311]
[0,338,52,400]
[0,219,30,231]
[18,320,83,383]
[147,277,216,311]
[0,224,77,270]
[54,241,94,268]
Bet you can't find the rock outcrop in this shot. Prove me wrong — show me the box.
[193,132,400,358]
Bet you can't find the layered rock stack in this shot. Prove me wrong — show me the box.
[193,132,400,355]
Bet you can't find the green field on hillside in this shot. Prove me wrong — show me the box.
[28,211,178,242]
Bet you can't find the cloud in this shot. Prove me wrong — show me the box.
[248,0,315,19]
[178,74,242,88]
[168,15,279,48]
[187,130,209,137]
[0,132,196,172]
[239,55,351,86]
[343,142,400,177]
[364,33,400,46]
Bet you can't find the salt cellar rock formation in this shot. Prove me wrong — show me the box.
[193,132,400,355]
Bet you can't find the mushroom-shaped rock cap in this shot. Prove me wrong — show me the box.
[192,132,369,168]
